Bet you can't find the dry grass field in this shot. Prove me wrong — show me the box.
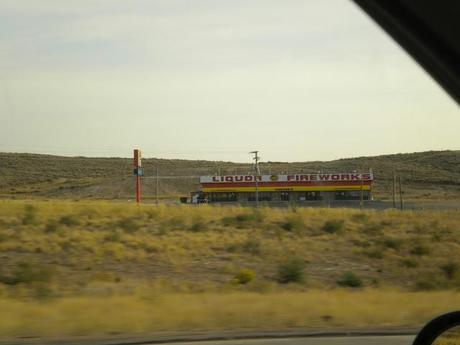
[434,326,460,345]
[0,199,460,338]
[1,290,460,338]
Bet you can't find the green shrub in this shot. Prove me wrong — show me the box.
[410,244,431,256]
[222,211,262,228]
[362,222,384,234]
[431,233,443,242]
[322,219,345,233]
[33,283,54,300]
[163,215,186,230]
[413,223,428,234]
[225,238,261,255]
[415,274,447,291]
[351,239,371,247]
[221,216,235,227]
[157,226,168,236]
[0,262,56,285]
[402,258,419,268]
[189,216,207,232]
[235,213,254,222]
[241,238,261,255]
[440,262,459,280]
[380,220,393,227]
[370,278,380,287]
[22,204,37,225]
[415,280,437,291]
[117,217,141,233]
[383,237,403,250]
[225,242,239,253]
[277,258,305,284]
[59,215,80,227]
[105,230,123,242]
[146,209,160,220]
[363,248,384,259]
[351,213,369,222]
[280,216,304,232]
[337,271,363,288]
[44,220,59,233]
[234,269,255,284]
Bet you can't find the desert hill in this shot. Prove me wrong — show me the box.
[0,150,459,201]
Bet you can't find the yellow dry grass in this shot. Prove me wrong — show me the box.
[1,199,460,338]
[434,326,460,345]
[1,290,460,338]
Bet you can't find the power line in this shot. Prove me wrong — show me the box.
[141,175,200,179]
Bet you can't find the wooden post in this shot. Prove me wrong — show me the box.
[392,170,396,208]
[155,166,159,205]
[369,168,373,201]
[398,176,404,211]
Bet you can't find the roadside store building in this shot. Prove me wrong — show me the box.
[193,172,373,203]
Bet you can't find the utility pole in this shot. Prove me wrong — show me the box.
[398,176,404,211]
[392,170,396,208]
[369,168,374,201]
[360,171,364,210]
[250,151,260,207]
[155,166,159,205]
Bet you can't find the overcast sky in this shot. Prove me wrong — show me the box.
[0,0,458,162]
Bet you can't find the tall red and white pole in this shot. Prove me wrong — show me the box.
[133,149,142,204]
